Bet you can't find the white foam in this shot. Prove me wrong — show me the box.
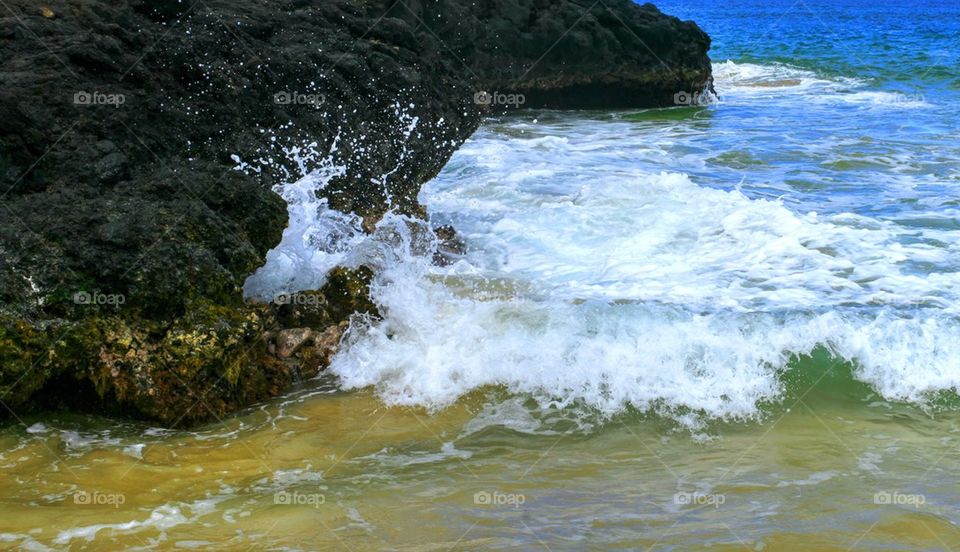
[713,60,859,95]
[332,263,960,425]
[247,75,960,426]
[242,160,363,300]
[423,139,960,312]
[54,504,189,545]
[823,90,931,109]
[328,118,960,425]
[776,471,838,487]
[53,498,226,546]
[123,444,145,460]
[243,104,425,300]
[460,398,548,436]
[835,315,960,401]
[713,61,929,109]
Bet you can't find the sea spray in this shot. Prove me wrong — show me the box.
[242,104,425,301]
[242,161,361,300]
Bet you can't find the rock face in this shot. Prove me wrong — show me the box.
[0,0,711,425]
[393,0,713,109]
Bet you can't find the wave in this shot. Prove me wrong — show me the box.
[242,153,363,300]
[330,261,960,428]
[323,170,960,428]
[423,140,960,313]
[245,82,959,429]
[713,60,932,108]
[713,60,854,91]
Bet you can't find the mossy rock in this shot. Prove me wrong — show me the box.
[0,301,290,426]
[94,301,289,426]
[274,266,378,329]
[0,266,379,426]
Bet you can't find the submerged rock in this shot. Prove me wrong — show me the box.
[0,0,711,424]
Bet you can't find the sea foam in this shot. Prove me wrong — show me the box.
[245,67,960,427]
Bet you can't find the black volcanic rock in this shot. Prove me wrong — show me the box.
[395,0,713,109]
[0,0,711,424]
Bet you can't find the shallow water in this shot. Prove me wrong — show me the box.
[3,371,960,550]
[5,0,960,549]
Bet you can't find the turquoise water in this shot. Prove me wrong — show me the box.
[660,0,960,218]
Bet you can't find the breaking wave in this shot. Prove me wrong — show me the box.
[248,63,960,428]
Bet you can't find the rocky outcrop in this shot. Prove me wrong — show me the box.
[0,0,711,425]
[395,0,713,109]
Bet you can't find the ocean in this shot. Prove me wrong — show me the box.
[3,0,960,549]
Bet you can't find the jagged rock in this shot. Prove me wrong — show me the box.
[274,266,378,329]
[393,0,714,109]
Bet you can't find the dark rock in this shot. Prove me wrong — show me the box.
[298,321,350,379]
[433,225,467,266]
[394,0,714,109]
[0,0,711,424]
[94,151,128,183]
[273,266,378,329]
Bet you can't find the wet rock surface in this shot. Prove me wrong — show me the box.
[0,0,711,425]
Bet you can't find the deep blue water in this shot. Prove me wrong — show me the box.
[658,0,960,88]
[644,0,960,220]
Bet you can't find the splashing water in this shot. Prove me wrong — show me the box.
[313,60,960,427]
[236,57,960,429]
